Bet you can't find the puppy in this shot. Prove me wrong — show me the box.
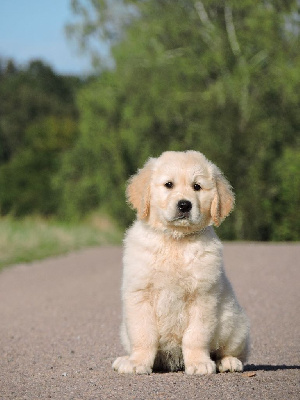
[113,150,249,375]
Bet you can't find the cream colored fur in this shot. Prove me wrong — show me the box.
[113,151,249,375]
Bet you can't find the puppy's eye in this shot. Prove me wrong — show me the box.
[193,183,202,191]
[164,182,174,189]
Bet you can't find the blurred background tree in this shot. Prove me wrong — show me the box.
[0,59,81,215]
[0,0,299,241]
[59,0,300,240]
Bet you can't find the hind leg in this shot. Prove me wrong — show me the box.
[216,330,249,373]
[217,307,250,373]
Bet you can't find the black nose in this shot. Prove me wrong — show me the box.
[177,200,192,213]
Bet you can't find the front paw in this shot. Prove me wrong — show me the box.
[185,360,216,375]
[112,356,152,374]
[217,356,243,373]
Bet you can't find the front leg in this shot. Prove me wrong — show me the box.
[113,291,158,374]
[183,295,217,375]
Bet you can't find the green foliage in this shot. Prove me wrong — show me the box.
[0,1,299,241]
[56,74,134,222]
[0,116,78,215]
[0,60,80,216]
[272,148,300,241]
[0,59,79,163]
[59,0,300,240]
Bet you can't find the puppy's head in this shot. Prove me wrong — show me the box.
[127,151,234,235]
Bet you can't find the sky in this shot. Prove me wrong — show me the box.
[0,0,97,75]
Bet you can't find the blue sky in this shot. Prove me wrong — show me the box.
[0,0,96,75]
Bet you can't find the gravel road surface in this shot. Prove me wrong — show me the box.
[0,243,299,399]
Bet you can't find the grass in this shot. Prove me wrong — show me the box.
[0,214,122,270]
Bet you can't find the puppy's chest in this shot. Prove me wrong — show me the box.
[148,245,203,297]
[145,247,203,341]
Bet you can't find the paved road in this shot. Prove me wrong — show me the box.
[0,244,299,399]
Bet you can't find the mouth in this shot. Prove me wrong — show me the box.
[172,211,191,223]
[175,212,190,220]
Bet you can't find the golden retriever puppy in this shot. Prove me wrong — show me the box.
[113,150,249,375]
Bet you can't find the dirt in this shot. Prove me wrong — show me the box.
[0,243,299,399]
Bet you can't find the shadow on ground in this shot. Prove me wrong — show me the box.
[245,364,300,372]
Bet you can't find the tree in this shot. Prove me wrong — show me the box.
[59,0,300,239]
[0,60,80,216]
[0,59,80,164]
[272,147,300,241]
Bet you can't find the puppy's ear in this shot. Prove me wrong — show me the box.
[126,158,155,220]
[211,169,235,227]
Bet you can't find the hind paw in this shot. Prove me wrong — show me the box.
[217,356,243,373]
